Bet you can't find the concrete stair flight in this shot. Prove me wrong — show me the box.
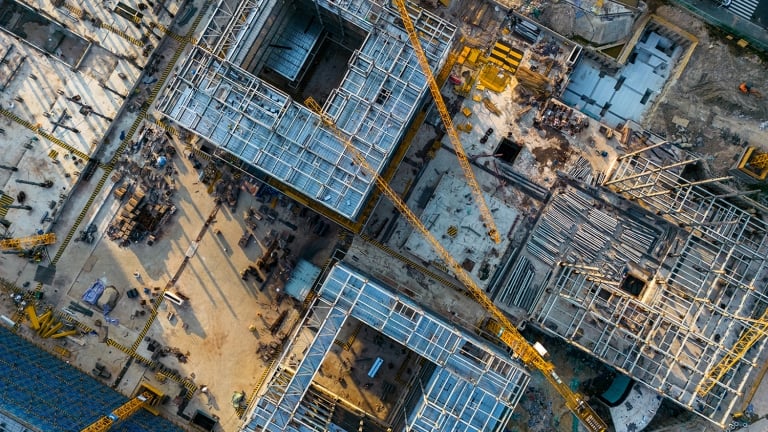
[728,0,759,20]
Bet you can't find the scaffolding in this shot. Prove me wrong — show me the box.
[159,0,455,220]
[530,138,768,428]
[242,263,530,432]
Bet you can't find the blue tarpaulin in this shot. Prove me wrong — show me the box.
[82,279,105,305]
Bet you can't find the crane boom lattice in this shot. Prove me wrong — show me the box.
[305,96,607,432]
[392,0,500,244]
[697,307,768,397]
[81,392,152,432]
[0,233,56,250]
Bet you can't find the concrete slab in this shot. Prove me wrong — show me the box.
[0,30,126,234]
[401,173,518,288]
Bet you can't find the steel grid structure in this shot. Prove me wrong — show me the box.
[159,0,455,220]
[531,142,768,427]
[242,263,530,432]
[197,0,275,60]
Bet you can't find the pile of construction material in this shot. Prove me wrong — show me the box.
[107,126,179,246]
[257,340,282,362]
[75,223,98,243]
[535,99,589,136]
[213,176,241,211]
[516,66,551,96]
[108,181,176,246]
[24,305,78,339]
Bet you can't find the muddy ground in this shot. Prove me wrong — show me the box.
[645,6,768,177]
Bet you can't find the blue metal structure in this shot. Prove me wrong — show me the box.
[243,263,530,432]
[0,326,183,432]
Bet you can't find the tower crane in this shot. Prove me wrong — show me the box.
[81,386,158,432]
[696,307,768,397]
[0,233,56,251]
[305,97,607,432]
[392,0,501,244]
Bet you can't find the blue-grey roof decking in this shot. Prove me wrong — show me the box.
[242,263,530,432]
[0,326,183,432]
[159,0,455,220]
[563,31,682,127]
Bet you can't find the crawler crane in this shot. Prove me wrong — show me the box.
[392,0,501,244]
[305,97,607,432]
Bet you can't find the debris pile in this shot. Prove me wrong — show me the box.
[107,126,178,246]
[535,99,589,136]
[519,387,555,432]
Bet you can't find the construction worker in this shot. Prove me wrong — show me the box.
[739,82,762,97]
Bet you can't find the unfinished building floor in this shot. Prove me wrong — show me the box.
[5,125,343,431]
[243,262,530,432]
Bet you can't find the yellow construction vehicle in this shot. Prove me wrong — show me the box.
[393,0,501,244]
[0,232,56,251]
[305,96,607,432]
[81,384,164,432]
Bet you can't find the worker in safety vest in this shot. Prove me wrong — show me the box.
[739,82,762,97]
[740,82,751,94]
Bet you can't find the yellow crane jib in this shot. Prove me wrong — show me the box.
[81,392,153,432]
[392,0,501,244]
[304,97,607,432]
[696,306,768,398]
[0,233,57,250]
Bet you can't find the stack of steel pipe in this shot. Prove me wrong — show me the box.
[527,240,556,266]
[593,171,605,186]
[535,220,565,250]
[497,257,538,310]
[620,228,655,254]
[588,208,618,234]
[548,205,576,233]
[568,157,593,182]
[569,189,595,209]
[572,230,601,262]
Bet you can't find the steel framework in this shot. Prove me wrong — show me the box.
[528,138,768,427]
[159,0,455,220]
[242,263,530,432]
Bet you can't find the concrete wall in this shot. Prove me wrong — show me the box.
[540,3,639,45]
[574,13,636,45]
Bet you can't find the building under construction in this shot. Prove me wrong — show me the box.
[158,0,455,220]
[496,133,768,428]
[0,325,183,432]
[242,262,530,432]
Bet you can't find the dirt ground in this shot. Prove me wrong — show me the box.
[645,6,768,177]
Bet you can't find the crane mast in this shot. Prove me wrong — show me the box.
[392,0,501,244]
[305,97,607,432]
